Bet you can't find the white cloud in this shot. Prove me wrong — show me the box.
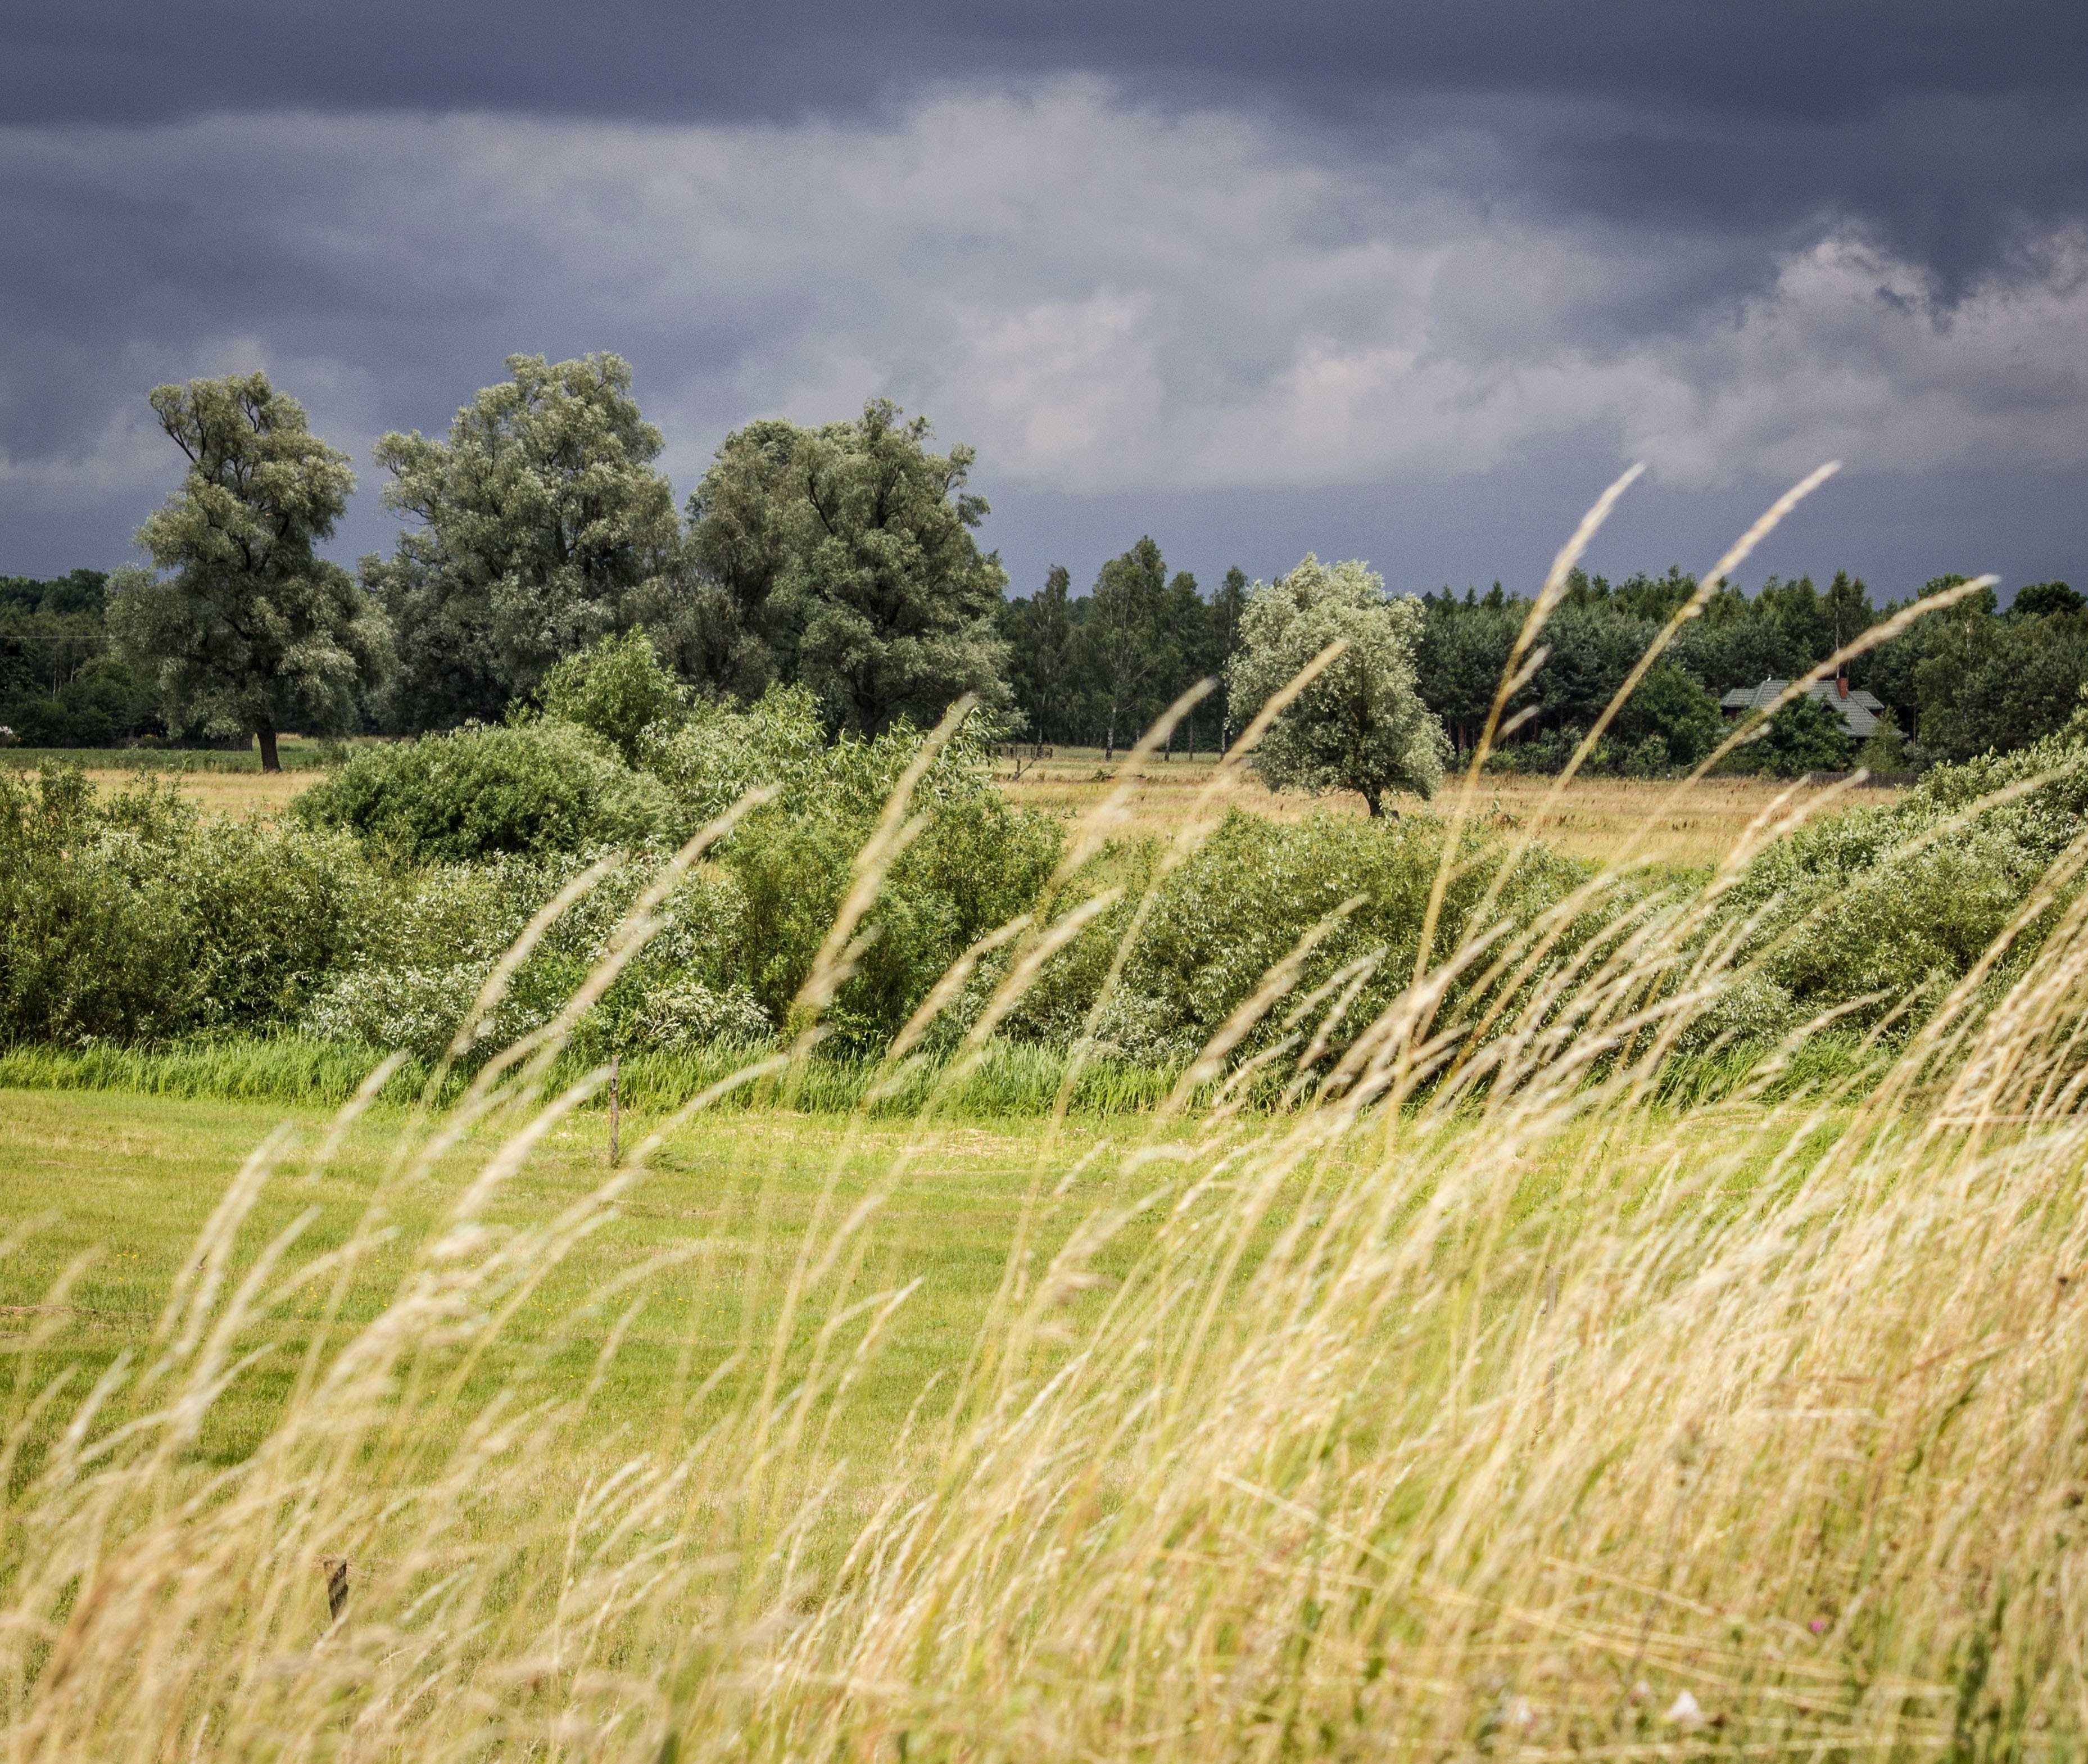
[4,82,2087,527]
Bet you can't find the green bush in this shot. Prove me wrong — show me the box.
[0,765,380,1045]
[1003,810,1587,1066]
[538,629,687,765]
[707,727,1062,1046]
[1717,729,2088,1032]
[294,720,669,860]
[1720,694,1855,777]
[303,852,766,1062]
[637,685,831,834]
[1616,664,1724,769]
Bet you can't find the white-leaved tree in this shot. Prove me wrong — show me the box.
[1226,554,1449,816]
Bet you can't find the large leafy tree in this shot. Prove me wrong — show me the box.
[686,399,1010,735]
[365,353,685,730]
[1228,555,1448,816]
[108,373,388,770]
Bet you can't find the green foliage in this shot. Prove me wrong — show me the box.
[0,765,377,1044]
[106,373,389,768]
[297,696,1061,1057]
[1855,706,1911,776]
[366,353,685,729]
[2012,581,2082,618]
[1005,809,1583,1066]
[1000,539,1237,755]
[1228,555,1448,815]
[0,570,163,748]
[1616,663,1724,769]
[538,629,687,764]
[1719,729,2088,1034]
[1906,607,2088,762]
[667,705,1062,1043]
[999,564,1079,747]
[1415,587,1519,753]
[293,720,669,861]
[687,399,1010,734]
[1079,538,1181,757]
[1722,693,1855,777]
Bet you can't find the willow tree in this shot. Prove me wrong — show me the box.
[687,400,1009,734]
[365,352,686,730]
[1227,555,1448,816]
[108,373,388,771]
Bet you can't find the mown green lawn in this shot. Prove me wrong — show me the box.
[0,1085,1158,1479]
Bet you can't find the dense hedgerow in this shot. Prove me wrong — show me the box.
[998,809,1588,1066]
[264,687,1059,1060]
[7,691,2086,1075]
[1719,727,2088,1036]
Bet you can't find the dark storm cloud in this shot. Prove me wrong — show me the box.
[9,0,2087,293]
[0,5,2082,598]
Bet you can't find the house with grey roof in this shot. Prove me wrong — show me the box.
[1719,675,1887,739]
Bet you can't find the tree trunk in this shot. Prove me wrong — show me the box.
[1104,713,1116,763]
[1363,785,1383,818]
[257,725,281,773]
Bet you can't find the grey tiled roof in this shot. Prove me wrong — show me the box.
[1719,677,1886,738]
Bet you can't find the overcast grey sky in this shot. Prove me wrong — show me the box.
[2,1,2084,600]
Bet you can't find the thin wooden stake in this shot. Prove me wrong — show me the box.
[609,1054,620,1166]
[323,1556,349,1622]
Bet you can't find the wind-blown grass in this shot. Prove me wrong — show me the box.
[4,477,2083,1761]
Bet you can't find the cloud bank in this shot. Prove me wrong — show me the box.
[2,80,2084,590]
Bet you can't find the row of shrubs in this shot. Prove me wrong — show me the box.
[4,628,2084,1089]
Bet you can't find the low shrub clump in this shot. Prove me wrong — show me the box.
[0,766,377,1044]
[1719,726,2088,1039]
[293,718,671,860]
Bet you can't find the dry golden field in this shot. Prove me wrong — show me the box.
[991,744,1905,867]
[7,739,1905,865]
[3,734,330,816]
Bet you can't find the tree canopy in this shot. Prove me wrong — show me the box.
[107,373,388,770]
[686,400,1009,735]
[1228,555,1448,816]
[365,352,685,730]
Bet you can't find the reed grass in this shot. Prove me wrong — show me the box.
[0,1035,1180,1118]
[2,477,2080,1761]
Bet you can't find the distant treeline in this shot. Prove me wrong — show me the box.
[0,570,159,747]
[998,552,2084,774]
[11,551,2085,779]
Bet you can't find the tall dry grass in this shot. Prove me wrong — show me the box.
[6,478,2085,1761]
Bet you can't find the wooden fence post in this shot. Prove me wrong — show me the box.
[323,1557,350,1622]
